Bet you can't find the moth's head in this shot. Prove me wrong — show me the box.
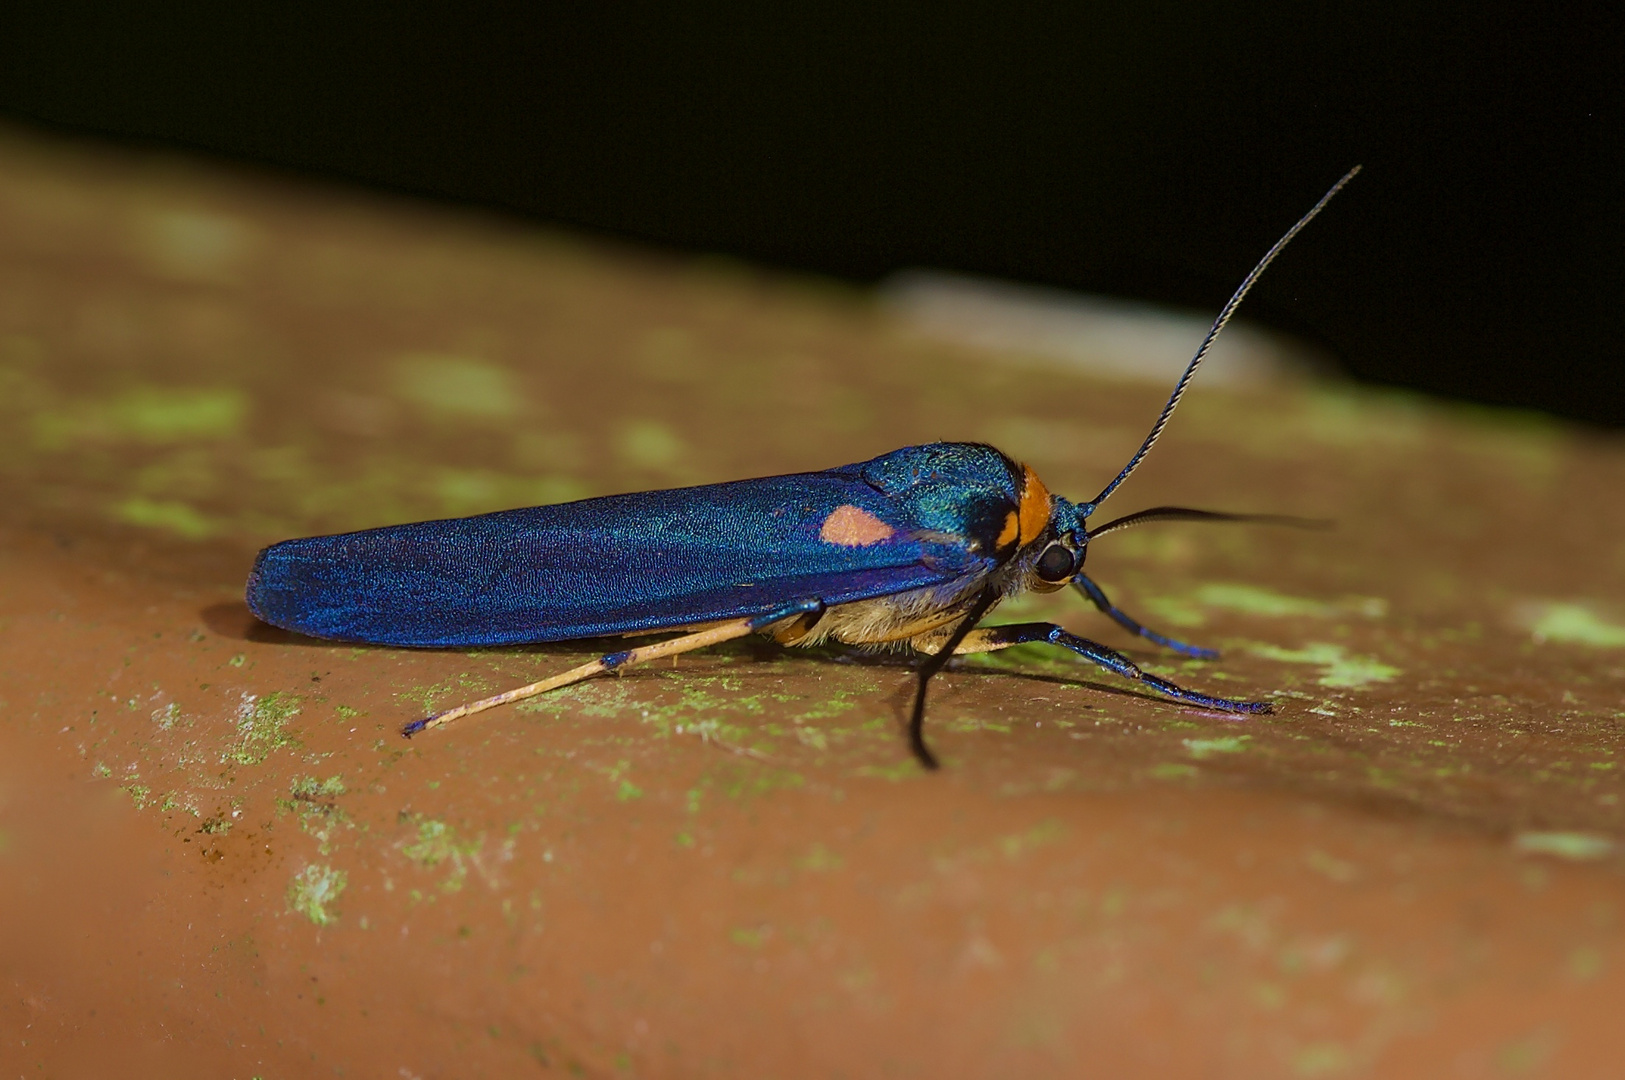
[1001,463,1087,593]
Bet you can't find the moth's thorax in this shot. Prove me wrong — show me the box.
[780,447,1076,652]
[1017,464,1051,546]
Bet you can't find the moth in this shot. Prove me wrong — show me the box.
[247,167,1357,768]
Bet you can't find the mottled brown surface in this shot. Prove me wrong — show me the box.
[2,125,1625,1078]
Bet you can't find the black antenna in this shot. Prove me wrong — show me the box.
[1085,505,1331,541]
[1082,165,1361,514]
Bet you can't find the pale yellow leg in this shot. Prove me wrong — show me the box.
[950,627,1028,655]
[404,617,761,737]
[906,625,1028,657]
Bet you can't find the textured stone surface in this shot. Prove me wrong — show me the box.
[2,125,1624,1078]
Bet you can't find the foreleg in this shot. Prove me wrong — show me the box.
[953,621,1270,713]
[1073,574,1217,658]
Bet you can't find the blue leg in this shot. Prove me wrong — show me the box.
[958,621,1270,713]
[1073,574,1218,659]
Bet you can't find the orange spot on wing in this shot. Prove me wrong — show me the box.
[1018,464,1052,545]
[819,504,896,547]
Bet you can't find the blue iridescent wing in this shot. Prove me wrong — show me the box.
[246,447,1016,647]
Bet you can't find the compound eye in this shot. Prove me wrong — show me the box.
[1035,542,1077,583]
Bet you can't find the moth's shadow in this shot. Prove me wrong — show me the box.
[198,602,1193,715]
[761,641,1188,724]
[202,601,314,644]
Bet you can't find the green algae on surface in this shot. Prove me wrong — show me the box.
[289,775,347,802]
[287,863,348,926]
[225,691,301,765]
[1148,762,1200,780]
[729,925,772,950]
[33,386,248,449]
[797,843,844,872]
[112,496,217,539]
[399,814,491,894]
[596,759,644,801]
[1492,1029,1561,1075]
[516,666,870,765]
[851,760,924,783]
[401,816,477,867]
[1247,643,1400,689]
[134,207,255,281]
[1183,736,1249,760]
[1147,584,1387,628]
[1194,584,1340,618]
[429,467,587,517]
[1512,831,1615,860]
[393,354,520,418]
[614,418,687,470]
[1291,1041,1355,1078]
[1525,603,1625,648]
[997,819,1066,859]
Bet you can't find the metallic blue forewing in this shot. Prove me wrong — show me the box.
[247,445,1019,647]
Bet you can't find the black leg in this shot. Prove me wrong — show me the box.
[958,621,1271,713]
[1073,574,1218,659]
[908,587,1001,770]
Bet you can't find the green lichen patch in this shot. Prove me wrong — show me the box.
[399,814,488,893]
[225,691,301,765]
[1143,585,1388,629]
[696,760,808,803]
[287,863,348,926]
[395,671,495,714]
[595,759,644,801]
[33,386,247,449]
[997,819,1065,859]
[1525,603,1625,648]
[401,816,473,866]
[729,924,773,950]
[1183,735,1250,760]
[1142,594,1208,628]
[429,467,588,518]
[282,775,350,853]
[1492,1029,1560,1075]
[290,775,348,802]
[1291,1042,1354,1078]
[614,418,687,470]
[112,496,218,539]
[134,207,254,281]
[1194,584,1340,618]
[518,667,857,762]
[851,760,923,783]
[1247,643,1400,688]
[1512,831,1614,860]
[150,701,181,730]
[394,353,520,418]
[797,843,845,872]
[1148,762,1200,780]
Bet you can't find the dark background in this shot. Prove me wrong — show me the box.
[2,2,1621,425]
